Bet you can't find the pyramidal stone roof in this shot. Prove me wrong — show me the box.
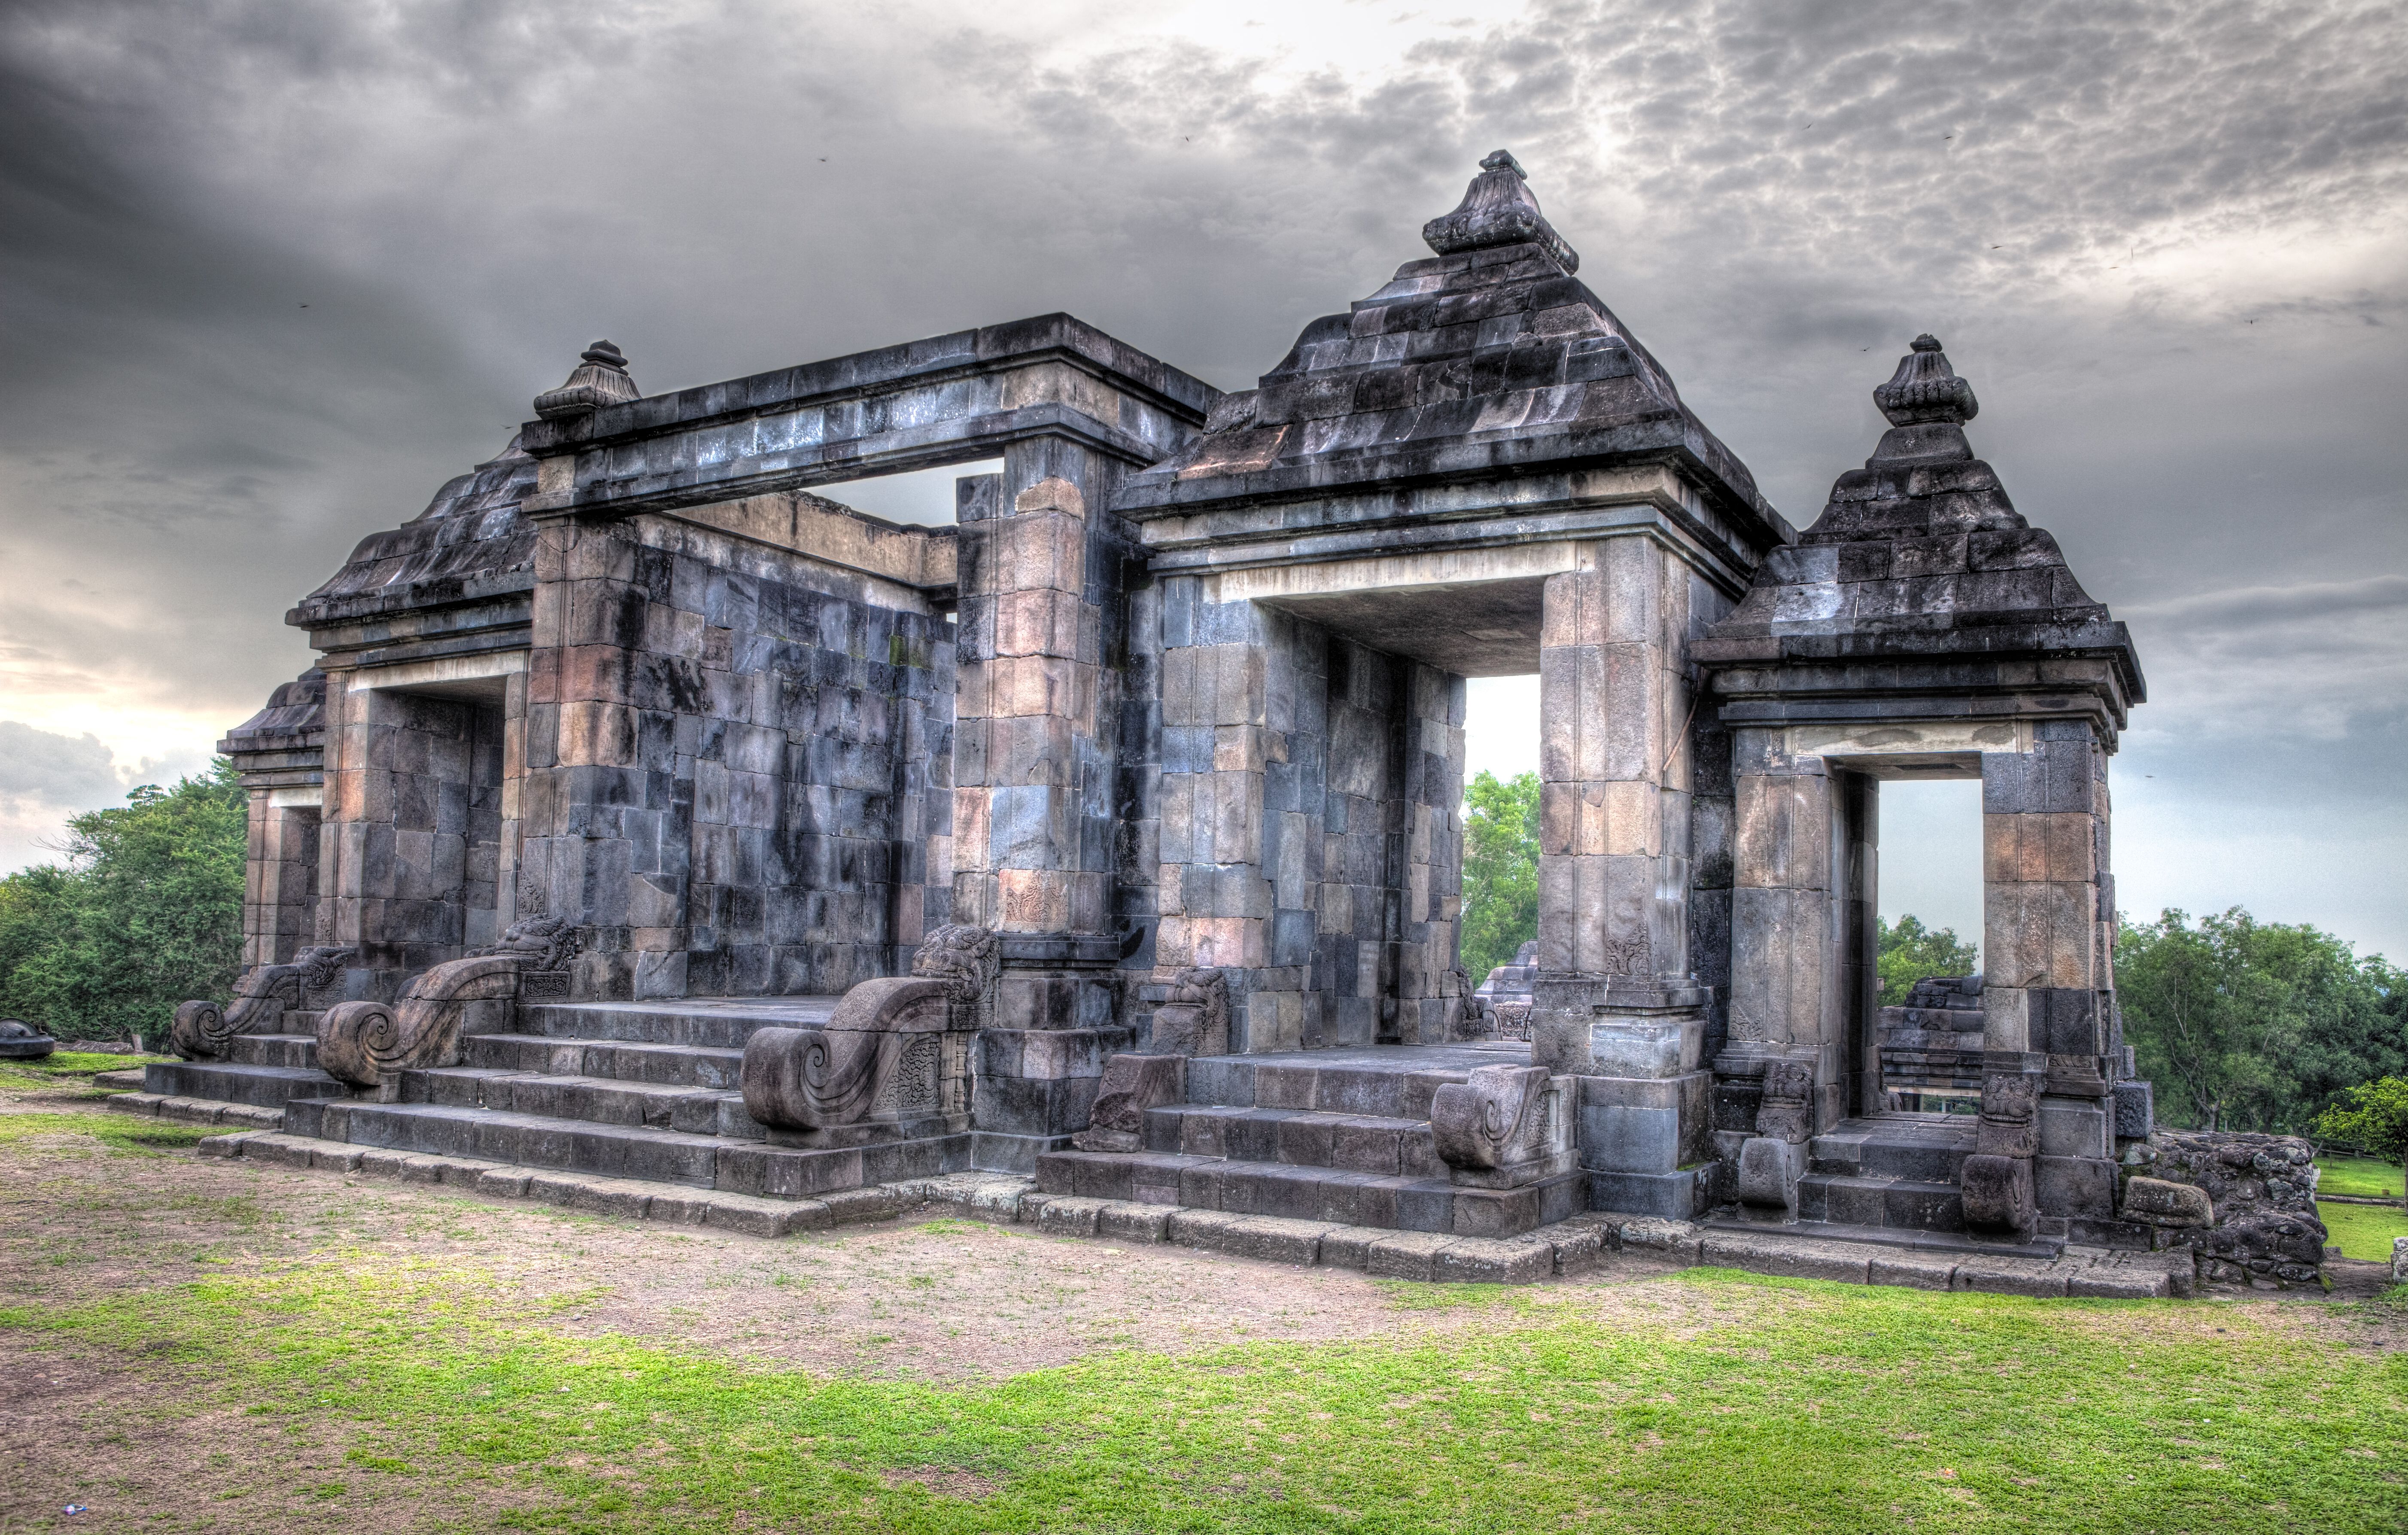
[1695,335,2145,713]
[1116,152,1778,539]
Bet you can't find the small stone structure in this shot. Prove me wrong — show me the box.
[0,1019,57,1060]
[1471,941,1540,1039]
[129,152,2278,1286]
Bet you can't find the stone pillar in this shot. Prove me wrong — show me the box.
[954,455,1137,1171]
[1534,537,1690,979]
[1981,720,2119,1228]
[1532,537,1715,1219]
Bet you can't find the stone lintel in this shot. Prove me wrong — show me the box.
[1137,469,1769,598]
[520,314,1214,459]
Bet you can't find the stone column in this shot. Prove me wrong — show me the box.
[955,455,1137,1170]
[1982,720,2119,1228]
[1532,536,1714,1219]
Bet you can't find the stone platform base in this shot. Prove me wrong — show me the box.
[197,1129,2203,1294]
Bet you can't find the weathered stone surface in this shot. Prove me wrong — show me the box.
[0,1019,57,1059]
[1959,1153,2037,1233]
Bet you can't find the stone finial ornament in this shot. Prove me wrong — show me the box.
[1873,334,1979,427]
[1422,150,1581,272]
[532,340,641,420]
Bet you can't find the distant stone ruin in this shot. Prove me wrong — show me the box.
[116,152,2315,1289]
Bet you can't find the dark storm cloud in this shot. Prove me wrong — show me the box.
[0,0,2400,940]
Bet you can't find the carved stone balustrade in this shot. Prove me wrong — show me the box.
[171,946,354,1060]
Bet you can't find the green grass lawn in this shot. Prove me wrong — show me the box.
[7,1256,2405,1533]
[2320,1155,2405,1200]
[2320,1200,2408,1263]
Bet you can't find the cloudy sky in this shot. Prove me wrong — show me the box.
[3,0,2402,956]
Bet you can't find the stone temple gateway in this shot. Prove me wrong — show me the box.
[135,153,2271,1285]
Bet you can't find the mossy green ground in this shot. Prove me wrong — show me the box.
[10,1251,2408,1530]
[6,1060,2405,1532]
[2320,1155,2405,1200]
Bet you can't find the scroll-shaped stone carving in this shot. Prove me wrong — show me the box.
[1754,1059,1816,1144]
[1150,968,1230,1057]
[1072,1053,1187,1153]
[171,946,354,1060]
[1431,1064,1569,1188]
[1961,1071,2043,1232]
[741,975,955,1132]
[315,954,521,1089]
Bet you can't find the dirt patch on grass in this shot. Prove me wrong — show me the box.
[882,1464,1005,1499]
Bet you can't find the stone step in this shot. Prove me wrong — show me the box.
[141,1059,341,1110]
[225,1032,318,1069]
[1700,1213,2064,1262]
[1139,1104,1444,1179]
[1796,1173,1967,1234]
[1034,1148,1582,1239]
[1183,1043,1528,1119]
[460,1033,746,1089]
[518,997,840,1049]
[1809,1117,1977,1183]
[395,1067,763,1140]
[282,1096,964,1198]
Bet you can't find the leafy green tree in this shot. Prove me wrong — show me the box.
[0,761,247,1047]
[2118,908,2405,1135]
[2316,1077,2408,1210]
[1876,914,1980,1006]
[1460,770,1540,984]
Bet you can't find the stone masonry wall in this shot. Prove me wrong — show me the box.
[1152,582,1465,1051]
[522,512,952,1001]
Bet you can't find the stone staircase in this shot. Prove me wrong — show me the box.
[1032,1043,1584,1239]
[1709,1113,2064,1260]
[127,997,973,1197]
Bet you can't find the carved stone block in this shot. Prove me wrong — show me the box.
[1431,1064,1571,1189]
[1959,1153,2037,1233]
[1072,1053,1187,1152]
[1736,1134,1806,1215]
[1754,1059,1814,1144]
[1976,1072,2041,1157]
[1150,968,1231,1057]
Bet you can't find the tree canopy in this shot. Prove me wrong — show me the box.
[1459,769,1540,984]
[0,760,246,1047]
[2117,907,2405,1135]
[1876,914,1980,1007]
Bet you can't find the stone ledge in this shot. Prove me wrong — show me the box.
[188,1135,2201,1295]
